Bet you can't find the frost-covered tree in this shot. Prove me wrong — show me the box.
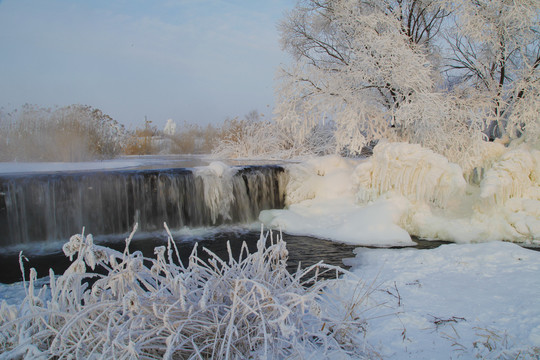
[276,0,448,154]
[163,118,176,136]
[277,0,540,161]
[444,0,540,141]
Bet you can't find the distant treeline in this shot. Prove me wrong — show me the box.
[0,105,279,161]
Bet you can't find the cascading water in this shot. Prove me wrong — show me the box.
[0,165,287,247]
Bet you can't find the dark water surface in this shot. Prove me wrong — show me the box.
[0,229,452,284]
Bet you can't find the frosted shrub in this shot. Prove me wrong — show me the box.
[212,117,335,160]
[212,118,284,159]
[0,225,371,359]
[394,92,493,174]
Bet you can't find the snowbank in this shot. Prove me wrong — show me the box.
[260,197,414,247]
[261,142,540,245]
[340,241,540,359]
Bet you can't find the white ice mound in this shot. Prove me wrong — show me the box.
[354,142,466,208]
[261,154,415,247]
[479,146,540,204]
[260,197,414,247]
[284,155,358,205]
[473,146,540,241]
[262,142,540,245]
[205,161,230,177]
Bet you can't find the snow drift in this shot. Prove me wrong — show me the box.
[261,142,540,245]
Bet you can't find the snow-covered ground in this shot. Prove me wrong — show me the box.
[341,241,540,359]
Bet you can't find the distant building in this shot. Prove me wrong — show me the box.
[164,119,176,136]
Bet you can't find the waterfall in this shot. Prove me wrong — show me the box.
[0,165,287,246]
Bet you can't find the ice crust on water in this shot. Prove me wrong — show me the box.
[261,142,540,245]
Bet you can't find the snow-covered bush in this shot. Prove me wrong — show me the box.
[0,225,372,359]
[212,117,335,160]
[393,92,494,174]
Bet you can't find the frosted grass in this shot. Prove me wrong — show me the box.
[0,224,373,359]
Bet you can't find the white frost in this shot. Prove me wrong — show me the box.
[163,118,176,136]
[479,146,540,204]
[194,162,236,224]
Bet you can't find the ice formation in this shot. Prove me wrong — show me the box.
[261,142,540,245]
[260,154,415,246]
[479,147,540,204]
[354,142,467,208]
[194,162,237,224]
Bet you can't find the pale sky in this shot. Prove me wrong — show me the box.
[0,0,293,129]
